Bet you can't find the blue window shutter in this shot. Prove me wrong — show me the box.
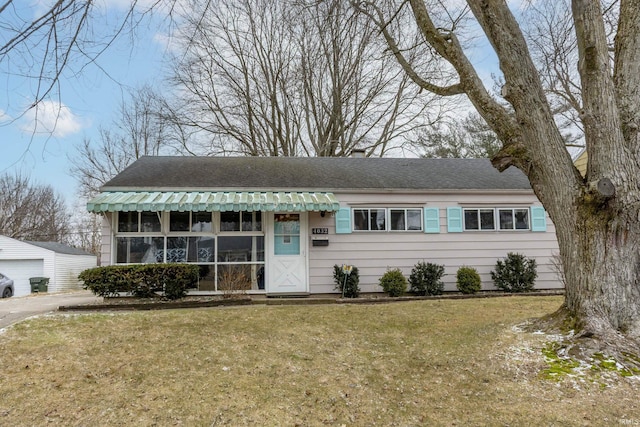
[335,207,352,234]
[447,207,463,232]
[424,207,440,233]
[530,206,547,232]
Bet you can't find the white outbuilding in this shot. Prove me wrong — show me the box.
[0,236,97,297]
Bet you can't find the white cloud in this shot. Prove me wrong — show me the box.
[20,100,85,137]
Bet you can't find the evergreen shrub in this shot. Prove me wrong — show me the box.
[409,261,445,295]
[456,266,481,294]
[491,253,537,293]
[379,268,407,297]
[333,264,360,298]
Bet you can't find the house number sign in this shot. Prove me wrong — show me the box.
[312,228,329,235]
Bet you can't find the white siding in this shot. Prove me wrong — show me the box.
[307,191,561,294]
[100,214,113,266]
[52,253,98,292]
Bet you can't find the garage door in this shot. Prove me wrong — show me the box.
[0,260,44,297]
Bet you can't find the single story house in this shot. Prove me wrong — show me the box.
[0,236,98,296]
[87,156,560,295]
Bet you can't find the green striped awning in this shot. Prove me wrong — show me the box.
[87,191,341,213]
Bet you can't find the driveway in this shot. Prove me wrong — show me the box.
[0,290,103,330]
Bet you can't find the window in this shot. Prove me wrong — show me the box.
[169,212,213,232]
[274,214,300,255]
[165,236,215,263]
[498,208,529,230]
[353,208,387,231]
[353,208,425,232]
[116,236,164,263]
[218,236,264,261]
[220,211,262,232]
[390,209,422,231]
[464,209,495,231]
[118,211,161,233]
[464,208,530,231]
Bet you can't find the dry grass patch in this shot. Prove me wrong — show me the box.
[0,296,638,426]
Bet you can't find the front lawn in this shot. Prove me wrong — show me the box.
[0,296,638,425]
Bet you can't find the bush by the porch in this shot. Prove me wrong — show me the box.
[79,264,199,300]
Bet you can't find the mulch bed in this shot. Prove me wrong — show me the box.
[58,290,564,312]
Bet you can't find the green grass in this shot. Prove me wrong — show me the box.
[0,296,638,426]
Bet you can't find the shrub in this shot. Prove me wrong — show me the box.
[157,264,199,300]
[79,264,199,300]
[219,264,252,299]
[333,264,360,298]
[409,262,445,296]
[456,266,481,294]
[78,265,134,297]
[379,268,407,297]
[491,253,537,293]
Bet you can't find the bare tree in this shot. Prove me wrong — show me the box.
[70,85,184,198]
[0,174,70,242]
[0,1,174,123]
[168,0,446,157]
[357,0,640,362]
[416,112,500,158]
[67,202,103,257]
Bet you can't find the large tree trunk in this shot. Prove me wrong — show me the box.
[563,0,640,342]
[564,203,640,340]
[465,0,640,352]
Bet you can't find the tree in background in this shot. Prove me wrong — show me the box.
[357,0,640,363]
[416,112,501,158]
[69,85,184,198]
[0,174,70,242]
[168,0,447,157]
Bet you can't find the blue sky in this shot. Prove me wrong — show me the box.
[0,3,169,206]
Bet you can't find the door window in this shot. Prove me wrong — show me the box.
[274,214,300,255]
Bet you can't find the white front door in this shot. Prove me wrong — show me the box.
[267,212,308,294]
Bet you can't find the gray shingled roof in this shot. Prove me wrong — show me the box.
[26,241,95,256]
[102,156,531,191]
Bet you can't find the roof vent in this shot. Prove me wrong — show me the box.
[350,149,366,158]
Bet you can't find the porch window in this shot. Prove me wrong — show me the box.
[113,210,265,292]
[221,211,262,232]
[116,236,164,263]
[217,264,264,291]
[218,236,264,262]
[165,236,215,263]
[169,212,213,232]
[118,211,161,233]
